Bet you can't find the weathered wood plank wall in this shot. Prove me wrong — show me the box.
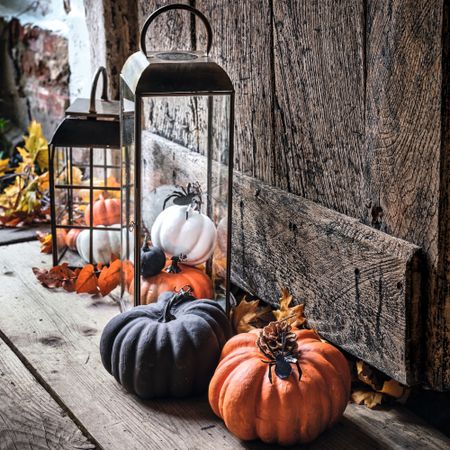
[84,0,139,98]
[85,0,449,389]
[364,0,447,391]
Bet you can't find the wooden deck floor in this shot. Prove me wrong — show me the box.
[0,240,448,449]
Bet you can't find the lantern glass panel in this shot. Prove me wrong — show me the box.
[50,143,122,268]
[118,5,234,312]
[119,90,232,311]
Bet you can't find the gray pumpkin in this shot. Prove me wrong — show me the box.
[100,289,232,399]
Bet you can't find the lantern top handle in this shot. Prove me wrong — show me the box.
[89,66,108,114]
[140,3,213,57]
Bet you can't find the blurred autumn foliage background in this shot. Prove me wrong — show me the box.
[0,120,50,226]
[0,0,90,225]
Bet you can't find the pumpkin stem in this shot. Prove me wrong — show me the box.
[257,320,302,382]
[159,286,195,323]
[166,256,182,273]
[141,235,151,251]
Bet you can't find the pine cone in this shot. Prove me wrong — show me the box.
[257,320,298,358]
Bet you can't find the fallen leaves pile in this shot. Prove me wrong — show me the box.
[0,121,50,227]
[351,360,410,408]
[232,287,307,334]
[33,258,133,297]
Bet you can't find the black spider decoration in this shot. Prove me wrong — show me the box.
[257,329,302,384]
[163,182,203,211]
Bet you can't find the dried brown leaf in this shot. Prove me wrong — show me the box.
[379,379,410,400]
[232,298,272,334]
[351,389,383,409]
[272,288,307,329]
[351,360,410,409]
[356,360,384,391]
[33,263,77,291]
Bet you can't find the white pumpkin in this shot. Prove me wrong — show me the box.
[76,224,133,265]
[151,205,217,265]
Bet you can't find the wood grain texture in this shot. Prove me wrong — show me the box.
[0,338,93,450]
[438,0,450,392]
[196,0,275,182]
[84,0,138,99]
[272,0,366,218]
[233,173,422,385]
[0,241,448,449]
[344,403,450,450]
[141,132,421,384]
[138,0,193,53]
[364,0,448,389]
[103,0,139,98]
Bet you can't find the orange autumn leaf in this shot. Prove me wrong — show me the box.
[37,232,52,254]
[75,264,98,294]
[272,288,307,329]
[98,259,121,296]
[121,260,134,291]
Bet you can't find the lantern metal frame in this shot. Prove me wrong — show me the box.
[49,67,122,267]
[120,4,235,313]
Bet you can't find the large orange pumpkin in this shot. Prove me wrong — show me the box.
[209,321,351,446]
[139,257,213,304]
[85,195,120,226]
[65,228,81,250]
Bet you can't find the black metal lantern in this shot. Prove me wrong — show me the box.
[120,4,234,313]
[49,67,122,268]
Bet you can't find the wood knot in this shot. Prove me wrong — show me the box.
[80,327,97,337]
[39,336,64,347]
[371,206,384,230]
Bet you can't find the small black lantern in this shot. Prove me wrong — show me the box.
[49,67,123,268]
[120,4,234,313]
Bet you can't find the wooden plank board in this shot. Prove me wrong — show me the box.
[0,242,448,449]
[142,132,422,385]
[233,174,422,385]
[0,224,49,246]
[439,0,450,392]
[364,0,449,390]
[344,404,450,450]
[0,338,94,449]
[84,0,139,99]
[196,0,275,183]
[271,0,366,217]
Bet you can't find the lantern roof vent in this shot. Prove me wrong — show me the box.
[121,4,233,97]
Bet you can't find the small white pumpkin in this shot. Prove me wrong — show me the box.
[151,205,216,265]
[76,224,133,265]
